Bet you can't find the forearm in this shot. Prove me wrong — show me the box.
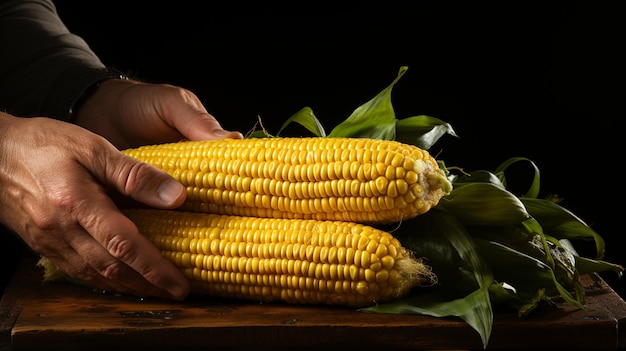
[0,0,120,120]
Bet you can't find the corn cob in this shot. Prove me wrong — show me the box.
[122,137,452,224]
[119,208,435,307]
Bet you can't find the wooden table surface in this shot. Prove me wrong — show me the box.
[2,252,626,351]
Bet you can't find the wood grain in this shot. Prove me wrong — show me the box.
[2,252,625,350]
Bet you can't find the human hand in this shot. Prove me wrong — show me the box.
[73,78,244,150]
[0,114,191,299]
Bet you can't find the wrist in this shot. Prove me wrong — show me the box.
[68,68,128,122]
[72,75,140,146]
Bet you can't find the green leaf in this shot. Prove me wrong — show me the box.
[368,210,494,348]
[362,286,493,348]
[452,170,507,189]
[276,107,326,137]
[395,115,458,150]
[468,219,589,305]
[392,210,494,294]
[494,157,541,199]
[247,66,455,150]
[573,255,624,276]
[521,197,606,259]
[523,232,587,304]
[464,224,534,252]
[327,67,408,140]
[475,238,586,312]
[437,183,531,226]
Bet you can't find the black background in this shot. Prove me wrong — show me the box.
[52,1,625,297]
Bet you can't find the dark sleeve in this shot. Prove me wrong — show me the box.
[0,0,123,120]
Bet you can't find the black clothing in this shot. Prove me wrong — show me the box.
[0,0,117,120]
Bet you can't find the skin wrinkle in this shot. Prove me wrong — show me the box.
[62,251,92,280]
[131,84,191,144]
[121,161,156,199]
[2,124,82,235]
[102,236,131,279]
[70,158,137,270]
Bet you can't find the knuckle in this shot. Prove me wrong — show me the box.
[30,191,77,231]
[121,160,162,195]
[63,261,94,282]
[100,261,126,281]
[163,84,201,107]
[105,234,137,267]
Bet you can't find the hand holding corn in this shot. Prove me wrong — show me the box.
[0,113,193,300]
[2,66,248,301]
[72,78,243,150]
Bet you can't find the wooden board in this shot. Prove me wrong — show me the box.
[2,252,626,350]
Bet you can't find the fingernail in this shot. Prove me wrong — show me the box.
[157,180,184,204]
[213,129,244,139]
[165,287,185,301]
[212,129,231,137]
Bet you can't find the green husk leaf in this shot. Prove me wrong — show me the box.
[327,67,407,140]
[365,209,494,348]
[523,220,588,307]
[247,66,455,150]
[574,256,625,276]
[395,115,458,150]
[437,182,531,226]
[464,224,534,253]
[467,222,588,308]
[494,157,541,199]
[474,238,586,313]
[362,286,492,348]
[276,107,327,137]
[452,169,507,189]
[326,66,455,147]
[558,239,623,277]
[521,197,606,259]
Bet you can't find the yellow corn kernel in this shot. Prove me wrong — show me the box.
[122,137,452,224]
[121,208,436,307]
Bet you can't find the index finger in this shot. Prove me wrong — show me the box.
[157,87,243,141]
[179,112,244,141]
[77,200,190,299]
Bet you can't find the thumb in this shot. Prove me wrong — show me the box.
[93,147,186,209]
